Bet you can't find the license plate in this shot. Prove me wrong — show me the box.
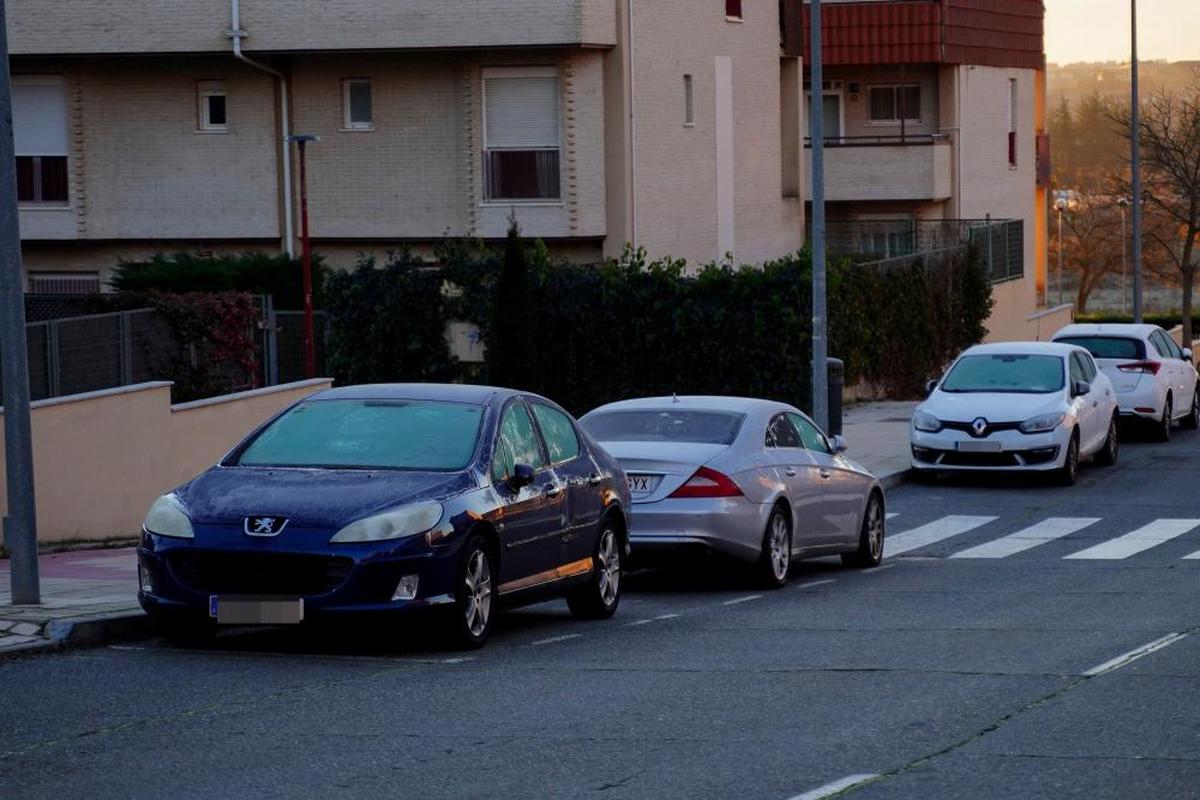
[627,474,661,495]
[210,595,304,625]
[957,441,1003,453]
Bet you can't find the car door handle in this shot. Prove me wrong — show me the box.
[587,474,603,486]
[785,468,798,477]
[544,484,563,498]
[819,469,832,479]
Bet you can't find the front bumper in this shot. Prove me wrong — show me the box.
[910,426,1069,472]
[627,496,773,563]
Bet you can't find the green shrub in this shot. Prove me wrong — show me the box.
[110,251,328,309]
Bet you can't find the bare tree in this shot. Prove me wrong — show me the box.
[1059,188,1123,313]
[1112,75,1200,343]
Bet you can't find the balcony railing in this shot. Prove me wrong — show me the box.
[813,219,1024,285]
[804,133,949,148]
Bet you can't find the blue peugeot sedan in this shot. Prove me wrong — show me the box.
[137,384,630,648]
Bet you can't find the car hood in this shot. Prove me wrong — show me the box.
[921,391,1065,423]
[175,466,476,529]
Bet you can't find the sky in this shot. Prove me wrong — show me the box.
[1046,0,1200,64]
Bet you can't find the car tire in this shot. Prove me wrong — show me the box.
[1057,432,1080,486]
[156,616,217,647]
[1183,387,1200,430]
[567,523,622,620]
[758,505,792,589]
[1094,415,1119,466]
[1155,396,1173,442]
[842,491,885,569]
[447,535,496,650]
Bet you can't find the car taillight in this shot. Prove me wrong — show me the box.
[669,467,743,499]
[1117,360,1162,375]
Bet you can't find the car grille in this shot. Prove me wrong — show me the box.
[940,420,1022,437]
[167,551,354,596]
[915,447,1059,468]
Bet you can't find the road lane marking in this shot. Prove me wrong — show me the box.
[722,595,763,606]
[1064,519,1200,560]
[951,517,1101,559]
[886,513,899,520]
[795,579,836,589]
[653,613,680,621]
[884,515,998,557]
[624,618,657,627]
[1083,633,1188,677]
[787,773,880,800]
[530,633,583,647]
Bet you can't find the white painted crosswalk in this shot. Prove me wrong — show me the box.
[883,514,1200,562]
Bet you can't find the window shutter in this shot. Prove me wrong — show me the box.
[868,87,894,122]
[484,75,560,149]
[13,77,68,156]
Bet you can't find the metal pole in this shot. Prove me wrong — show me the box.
[297,140,316,379]
[0,0,41,605]
[1120,203,1128,314]
[1057,208,1064,307]
[810,0,829,432]
[1130,0,1144,322]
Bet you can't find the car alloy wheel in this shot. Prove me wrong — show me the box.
[1096,417,1119,467]
[758,506,791,588]
[842,492,885,569]
[450,535,495,649]
[567,523,623,619]
[1185,389,1200,430]
[1058,435,1079,486]
[1158,398,1173,442]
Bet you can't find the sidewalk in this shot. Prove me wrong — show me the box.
[0,400,918,656]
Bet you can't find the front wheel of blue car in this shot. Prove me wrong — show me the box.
[567,525,622,620]
[448,535,496,650]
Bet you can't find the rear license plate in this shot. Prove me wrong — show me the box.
[957,441,1003,453]
[626,474,661,495]
[210,595,304,625]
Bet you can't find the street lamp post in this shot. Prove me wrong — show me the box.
[1055,197,1068,307]
[810,0,829,432]
[287,134,320,379]
[1130,0,1144,322]
[1117,196,1130,314]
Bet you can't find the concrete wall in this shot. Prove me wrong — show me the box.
[7,0,618,54]
[814,141,951,202]
[0,379,331,543]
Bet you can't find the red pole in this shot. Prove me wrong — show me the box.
[297,139,316,379]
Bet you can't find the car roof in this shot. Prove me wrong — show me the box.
[960,341,1082,358]
[1053,323,1161,339]
[585,395,794,416]
[308,383,515,405]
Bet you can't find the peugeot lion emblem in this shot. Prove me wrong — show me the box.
[245,516,288,536]
[971,417,989,438]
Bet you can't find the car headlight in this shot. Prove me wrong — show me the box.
[913,411,943,433]
[330,502,444,544]
[1019,412,1066,434]
[142,494,194,539]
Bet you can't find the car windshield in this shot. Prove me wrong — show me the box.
[582,410,745,444]
[1055,336,1145,360]
[236,399,484,470]
[941,355,1065,394]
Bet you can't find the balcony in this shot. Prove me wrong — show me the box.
[805,135,953,202]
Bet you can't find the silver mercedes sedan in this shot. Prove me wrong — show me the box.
[580,396,886,587]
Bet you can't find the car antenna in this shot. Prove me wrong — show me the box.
[672,392,679,403]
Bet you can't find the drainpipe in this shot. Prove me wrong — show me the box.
[228,0,295,257]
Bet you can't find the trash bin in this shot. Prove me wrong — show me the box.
[827,357,844,437]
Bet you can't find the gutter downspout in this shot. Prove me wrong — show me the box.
[228,0,295,257]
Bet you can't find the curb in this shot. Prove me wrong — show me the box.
[0,610,153,660]
[878,468,913,492]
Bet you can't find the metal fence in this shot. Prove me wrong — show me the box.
[819,219,1024,285]
[272,310,330,384]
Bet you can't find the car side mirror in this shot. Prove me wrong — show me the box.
[1184,348,1193,362]
[924,379,939,397]
[1071,380,1091,398]
[509,463,535,490]
[830,434,848,455]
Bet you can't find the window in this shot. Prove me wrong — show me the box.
[683,74,694,126]
[788,413,832,455]
[531,404,580,464]
[867,85,921,124]
[28,272,100,295]
[725,0,743,19]
[197,80,227,132]
[483,67,561,201]
[1069,353,1088,385]
[491,402,546,483]
[343,78,373,130]
[1054,336,1145,361]
[766,414,802,448]
[1151,331,1183,361]
[13,76,69,204]
[1008,78,1018,166]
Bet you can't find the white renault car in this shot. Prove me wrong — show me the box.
[911,342,1119,485]
[1052,323,1199,441]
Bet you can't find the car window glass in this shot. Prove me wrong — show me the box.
[941,354,1065,393]
[1069,353,1087,383]
[530,404,581,463]
[1055,336,1144,360]
[1149,332,1170,359]
[1163,333,1184,360]
[1082,353,1098,381]
[491,403,544,483]
[788,413,832,454]
[582,410,745,445]
[767,414,802,448]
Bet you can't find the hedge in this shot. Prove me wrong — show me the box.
[324,231,993,417]
[110,251,328,309]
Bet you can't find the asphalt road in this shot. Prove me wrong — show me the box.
[3,425,1200,799]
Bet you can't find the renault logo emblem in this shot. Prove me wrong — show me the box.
[971,418,989,438]
[245,516,288,536]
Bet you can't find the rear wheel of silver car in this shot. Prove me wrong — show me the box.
[1095,415,1119,466]
[1183,387,1200,430]
[1057,433,1080,486]
[567,524,622,619]
[758,506,791,589]
[1155,396,1173,442]
[842,491,885,569]
[449,535,495,649]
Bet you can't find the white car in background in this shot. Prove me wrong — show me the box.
[1052,323,1199,441]
[911,342,1119,485]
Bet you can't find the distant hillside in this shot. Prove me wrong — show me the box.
[1049,61,1199,107]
